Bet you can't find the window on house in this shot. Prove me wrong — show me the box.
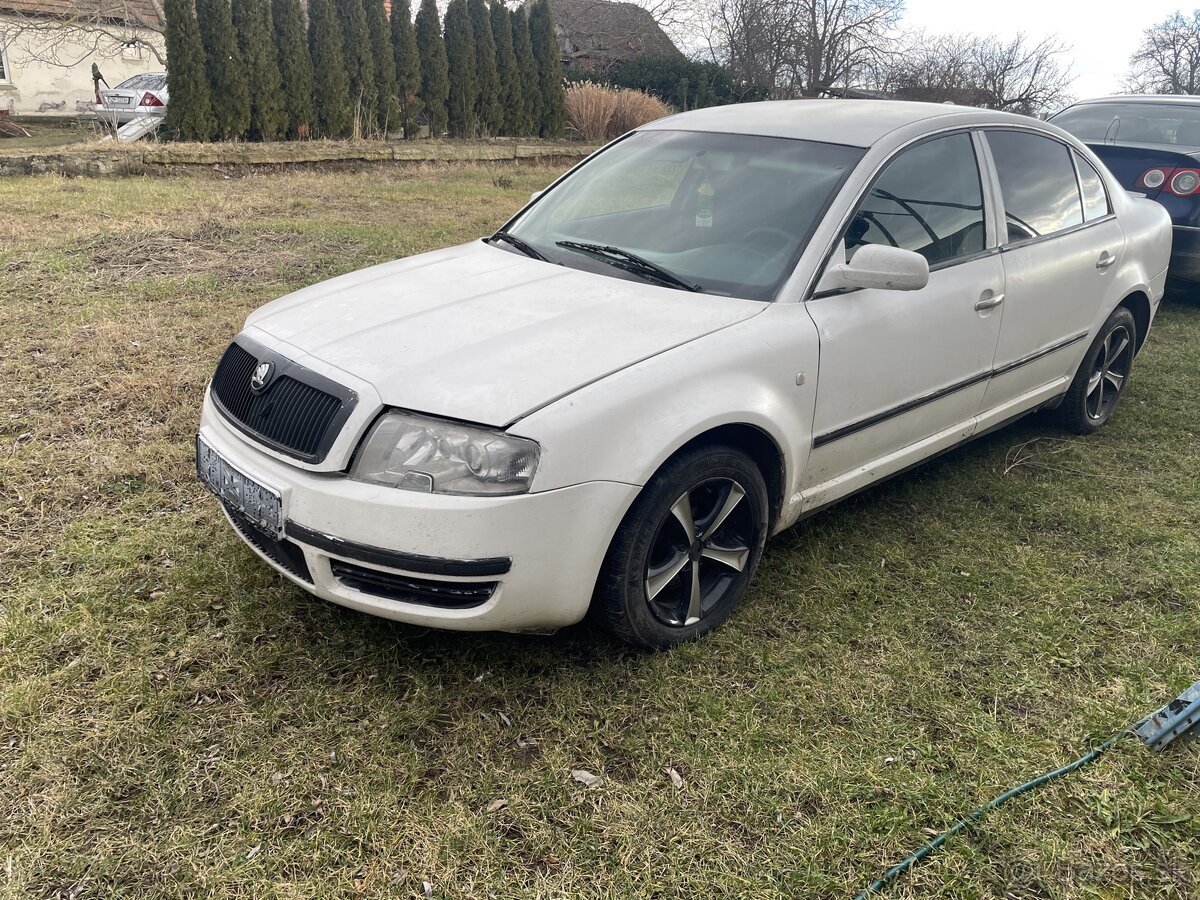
[0,44,10,84]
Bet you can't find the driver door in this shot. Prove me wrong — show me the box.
[802,131,1005,504]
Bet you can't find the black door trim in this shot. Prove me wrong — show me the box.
[812,330,1089,448]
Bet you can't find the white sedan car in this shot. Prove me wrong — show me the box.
[96,72,168,125]
[197,101,1170,649]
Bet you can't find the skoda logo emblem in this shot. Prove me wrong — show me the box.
[250,361,273,394]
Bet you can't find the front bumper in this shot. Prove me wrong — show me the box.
[199,392,639,631]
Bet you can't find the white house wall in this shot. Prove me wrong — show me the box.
[0,14,164,116]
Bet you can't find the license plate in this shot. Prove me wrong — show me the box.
[196,436,283,538]
[108,97,132,106]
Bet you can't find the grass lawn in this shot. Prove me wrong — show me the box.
[1,166,1198,899]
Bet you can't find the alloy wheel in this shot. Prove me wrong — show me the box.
[643,477,756,628]
[1086,324,1133,421]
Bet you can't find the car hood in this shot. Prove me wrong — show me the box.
[245,240,765,427]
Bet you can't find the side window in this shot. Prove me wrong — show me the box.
[986,130,1084,242]
[1075,152,1110,221]
[845,133,985,267]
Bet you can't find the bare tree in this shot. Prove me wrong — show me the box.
[797,0,902,95]
[871,31,981,104]
[874,30,1073,116]
[700,0,901,98]
[0,0,167,68]
[1126,10,1200,94]
[707,0,801,97]
[972,32,1073,114]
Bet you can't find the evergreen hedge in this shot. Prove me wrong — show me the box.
[308,0,352,136]
[414,0,449,136]
[443,0,477,137]
[168,0,601,142]
[196,0,251,139]
[490,1,523,137]
[527,0,563,138]
[272,0,315,138]
[163,0,216,141]
[510,5,540,137]
[391,0,422,138]
[233,0,286,140]
[468,0,501,135]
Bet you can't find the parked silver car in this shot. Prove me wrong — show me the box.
[96,72,168,125]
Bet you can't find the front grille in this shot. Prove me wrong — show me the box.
[330,560,496,609]
[210,339,355,463]
[227,506,313,583]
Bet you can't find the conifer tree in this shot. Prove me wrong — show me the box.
[414,0,449,136]
[272,0,315,138]
[365,0,396,132]
[443,0,476,137]
[528,0,563,138]
[336,0,376,133]
[308,0,352,136]
[164,0,216,141]
[196,0,251,139]
[490,1,522,136]
[391,0,422,138]
[233,0,286,140]
[468,0,501,134]
[510,6,540,137]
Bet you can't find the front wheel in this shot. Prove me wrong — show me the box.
[1054,306,1137,434]
[593,445,769,650]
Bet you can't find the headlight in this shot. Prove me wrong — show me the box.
[352,411,540,495]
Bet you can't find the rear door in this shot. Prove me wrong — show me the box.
[977,129,1125,419]
[803,131,1005,495]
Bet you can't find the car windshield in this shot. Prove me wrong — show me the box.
[503,130,864,300]
[116,73,167,91]
[1052,101,1200,146]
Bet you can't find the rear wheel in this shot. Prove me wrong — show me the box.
[594,445,769,650]
[1054,306,1137,434]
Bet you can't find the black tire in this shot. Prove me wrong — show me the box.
[1054,306,1137,434]
[593,445,769,650]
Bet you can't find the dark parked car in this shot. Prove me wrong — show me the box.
[1051,95,1200,287]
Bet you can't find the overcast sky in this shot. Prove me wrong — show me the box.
[901,0,1185,107]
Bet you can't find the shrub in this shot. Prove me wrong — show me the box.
[565,84,669,141]
[564,82,617,141]
[609,87,670,137]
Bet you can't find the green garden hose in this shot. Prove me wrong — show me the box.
[854,730,1128,899]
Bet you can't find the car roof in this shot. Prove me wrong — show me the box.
[639,99,1042,148]
[1062,95,1200,108]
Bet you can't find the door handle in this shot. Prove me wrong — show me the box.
[1096,252,1117,270]
[974,293,1005,311]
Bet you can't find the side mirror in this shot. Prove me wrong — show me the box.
[819,244,929,293]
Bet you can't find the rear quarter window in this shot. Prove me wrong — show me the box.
[986,130,1083,242]
[1075,152,1110,221]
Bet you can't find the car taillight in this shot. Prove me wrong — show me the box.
[1170,169,1200,195]
[1137,166,1200,195]
[140,92,164,107]
[1139,168,1167,189]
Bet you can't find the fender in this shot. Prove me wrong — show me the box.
[515,302,820,531]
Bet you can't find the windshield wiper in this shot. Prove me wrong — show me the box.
[488,230,548,261]
[555,240,702,293]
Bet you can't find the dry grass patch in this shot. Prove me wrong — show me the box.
[77,220,350,284]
